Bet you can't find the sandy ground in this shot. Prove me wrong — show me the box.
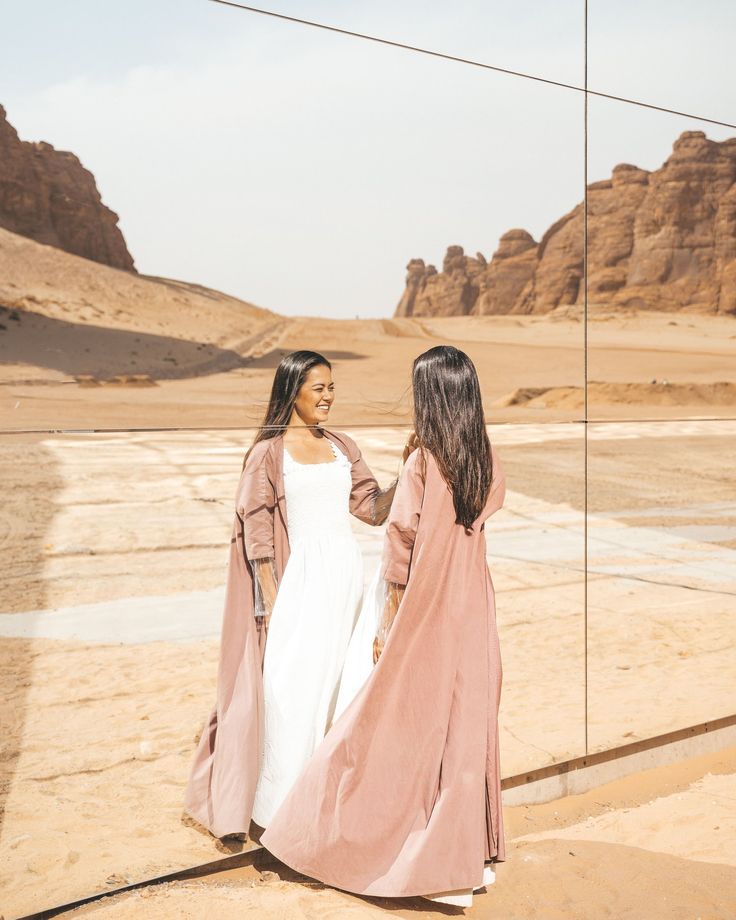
[59,745,736,920]
[0,425,734,918]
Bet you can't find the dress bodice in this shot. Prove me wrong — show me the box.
[283,440,354,544]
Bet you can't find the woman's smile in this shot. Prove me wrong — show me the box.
[291,364,335,426]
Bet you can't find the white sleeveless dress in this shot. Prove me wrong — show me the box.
[251,439,364,827]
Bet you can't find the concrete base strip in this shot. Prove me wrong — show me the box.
[502,714,736,805]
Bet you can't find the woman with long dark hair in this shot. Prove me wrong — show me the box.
[261,345,507,907]
[185,350,409,837]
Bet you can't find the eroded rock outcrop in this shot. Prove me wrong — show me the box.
[395,131,736,316]
[0,104,134,271]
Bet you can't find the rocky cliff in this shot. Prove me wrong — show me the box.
[395,131,736,317]
[0,104,134,271]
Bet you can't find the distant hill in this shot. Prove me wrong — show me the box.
[395,131,736,318]
[0,104,134,271]
[0,226,278,381]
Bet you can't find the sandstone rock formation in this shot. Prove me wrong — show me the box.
[395,131,736,317]
[0,104,134,271]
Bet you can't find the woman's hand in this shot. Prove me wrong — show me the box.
[253,558,278,624]
[261,579,278,615]
[373,582,405,664]
[402,431,419,464]
[373,611,390,665]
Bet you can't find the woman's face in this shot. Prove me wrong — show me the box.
[292,364,335,427]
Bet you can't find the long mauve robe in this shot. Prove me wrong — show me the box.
[184,429,390,839]
[260,444,506,897]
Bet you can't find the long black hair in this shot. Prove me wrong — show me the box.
[245,350,331,462]
[412,345,492,531]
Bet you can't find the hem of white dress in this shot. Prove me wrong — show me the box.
[422,864,496,907]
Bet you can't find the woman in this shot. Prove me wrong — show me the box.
[185,350,406,837]
[261,345,507,907]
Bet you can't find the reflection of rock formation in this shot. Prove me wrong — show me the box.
[0,105,134,271]
[395,131,736,317]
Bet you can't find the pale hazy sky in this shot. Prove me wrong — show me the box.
[3,1,735,317]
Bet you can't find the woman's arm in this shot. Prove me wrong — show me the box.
[486,444,506,517]
[381,449,425,586]
[237,442,279,620]
[373,450,425,658]
[252,557,278,629]
[347,432,418,526]
[373,581,405,663]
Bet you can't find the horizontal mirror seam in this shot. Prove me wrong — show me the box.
[4,418,736,436]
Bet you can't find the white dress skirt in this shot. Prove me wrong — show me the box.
[333,565,384,722]
[251,439,364,828]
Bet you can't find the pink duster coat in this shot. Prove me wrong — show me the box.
[260,445,507,898]
[184,429,390,839]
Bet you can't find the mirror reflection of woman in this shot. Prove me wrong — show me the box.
[185,350,410,837]
[262,346,507,909]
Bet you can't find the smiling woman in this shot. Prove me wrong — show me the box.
[185,350,413,838]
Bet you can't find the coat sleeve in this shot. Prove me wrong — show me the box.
[484,444,507,519]
[341,435,398,526]
[380,450,425,586]
[236,444,276,561]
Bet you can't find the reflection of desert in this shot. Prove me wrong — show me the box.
[3,228,736,430]
[1,424,734,916]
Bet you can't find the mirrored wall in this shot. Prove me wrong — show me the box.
[1,1,734,916]
[585,76,736,750]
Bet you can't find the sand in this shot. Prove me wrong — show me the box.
[58,746,736,920]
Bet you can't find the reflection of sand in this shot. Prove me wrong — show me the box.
[2,226,735,432]
[497,380,736,410]
[0,436,63,919]
[0,638,229,916]
[3,307,736,429]
[1,426,734,916]
[498,422,736,750]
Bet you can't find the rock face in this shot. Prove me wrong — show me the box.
[395,131,736,317]
[0,104,134,271]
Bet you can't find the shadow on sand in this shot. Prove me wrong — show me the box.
[0,306,368,380]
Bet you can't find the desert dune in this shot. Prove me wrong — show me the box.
[2,223,735,432]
